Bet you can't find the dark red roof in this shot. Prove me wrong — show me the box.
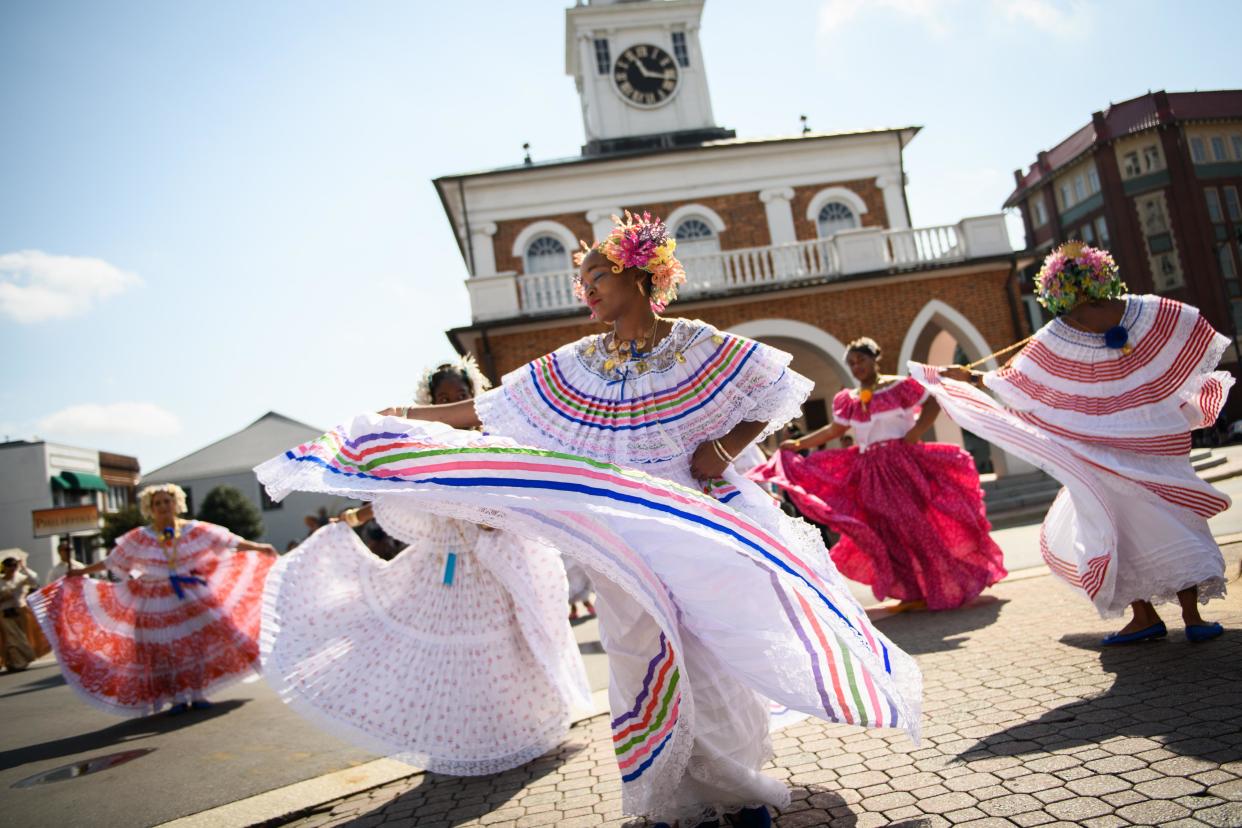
[1005,89,1242,206]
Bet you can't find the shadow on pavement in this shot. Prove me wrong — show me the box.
[956,630,1242,764]
[874,596,1009,655]
[0,671,66,699]
[333,740,587,827]
[0,699,249,773]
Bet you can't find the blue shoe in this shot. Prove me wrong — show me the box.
[728,807,771,828]
[167,702,191,716]
[1101,621,1167,646]
[190,700,213,710]
[1186,622,1223,643]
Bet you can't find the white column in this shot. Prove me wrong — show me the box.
[586,207,623,244]
[759,187,797,245]
[876,175,910,230]
[469,222,499,277]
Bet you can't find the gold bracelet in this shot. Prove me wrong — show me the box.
[712,439,736,464]
[343,508,362,528]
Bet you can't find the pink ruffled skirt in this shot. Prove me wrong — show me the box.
[751,442,1007,610]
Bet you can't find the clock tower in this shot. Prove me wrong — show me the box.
[566,0,734,156]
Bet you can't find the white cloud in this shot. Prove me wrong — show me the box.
[818,0,1090,40]
[991,0,1091,34]
[819,0,952,38]
[37,403,182,438]
[0,250,141,324]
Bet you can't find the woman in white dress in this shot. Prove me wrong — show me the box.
[920,242,1232,644]
[259,359,593,775]
[258,213,920,828]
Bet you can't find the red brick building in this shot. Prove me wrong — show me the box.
[433,0,1034,473]
[1005,89,1242,416]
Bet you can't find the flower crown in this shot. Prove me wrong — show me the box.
[412,353,492,406]
[1035,241,1126,315]
[572,211,687,313]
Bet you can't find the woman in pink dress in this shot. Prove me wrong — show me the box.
[750,337,1007,610]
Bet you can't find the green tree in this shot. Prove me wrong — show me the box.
[196,485,264,540]
[101,504,145,548]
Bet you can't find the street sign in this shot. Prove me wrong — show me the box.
[32,504,100,538]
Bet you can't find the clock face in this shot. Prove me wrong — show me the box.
[613,44,678,107]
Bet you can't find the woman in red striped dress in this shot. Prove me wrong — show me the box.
[29,484,277,716]
[918,242,1232,645]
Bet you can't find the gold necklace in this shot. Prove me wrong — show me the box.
[603,316,661,373]
[154,522,181,570]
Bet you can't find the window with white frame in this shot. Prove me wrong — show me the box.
[1032,198,1048,227]
[1073,176,1086,201]
[671,31,690,67]
[1225,186,1241,222]
[1191,137,1207,163]
[1059,183,1072,209]
[815,202,858,237]
[1123,151,1141,178]
[105,484,129,513]
[1081,222,1095,243]
[1142,145,1162,172]
[1087,166,1100,193]
[1206,188,1224,223]
[1095,216,1111,246]
[1211,136,1227,161]
[673,217,720,258]
[524,235,570,273]
[1220,243,1238,281]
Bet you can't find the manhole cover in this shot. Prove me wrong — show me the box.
[12,748,154,788]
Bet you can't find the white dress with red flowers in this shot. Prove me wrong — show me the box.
[260,513,593,777]
[28,521,273,716]
[911,295,1233,616]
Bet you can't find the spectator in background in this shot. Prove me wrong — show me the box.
[0,556,39,672]
[49,539,85,581]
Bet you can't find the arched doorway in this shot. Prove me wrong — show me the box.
[728,319,853,449]
[897,300,1032,476]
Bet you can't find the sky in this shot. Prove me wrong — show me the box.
[3,0,1241,472]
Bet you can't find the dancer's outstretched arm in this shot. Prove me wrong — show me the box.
[783,422,849,452]
[379,400,481,430]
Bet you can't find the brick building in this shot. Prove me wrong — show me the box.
[433,0,1034,473]
[1005,89,1242,414]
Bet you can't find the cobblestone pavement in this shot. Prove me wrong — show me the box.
[281,548,1242,828]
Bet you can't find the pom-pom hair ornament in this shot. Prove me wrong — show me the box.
[1034,241,1127,316]
[412,353,492,406]
[572,211,687,313]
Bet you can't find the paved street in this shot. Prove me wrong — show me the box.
[281,544,1242,828]
[0,461,1239,827]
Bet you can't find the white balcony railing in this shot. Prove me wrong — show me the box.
[471,214,1012,321]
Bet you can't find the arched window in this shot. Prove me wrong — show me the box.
[674,217,720,258]
[524,235,569,273]
[816,202,858,238]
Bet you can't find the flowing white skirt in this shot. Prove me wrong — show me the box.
[256,414,922,823]
[260,515,592,776]
[911,364,1229,617]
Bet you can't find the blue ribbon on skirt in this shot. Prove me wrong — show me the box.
[169,573,208,600]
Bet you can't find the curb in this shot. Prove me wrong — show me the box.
[155,689,611,828]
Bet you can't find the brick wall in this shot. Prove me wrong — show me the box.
[791,177,888,241]
[475,266,1022,378]
[492,178,886,274]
